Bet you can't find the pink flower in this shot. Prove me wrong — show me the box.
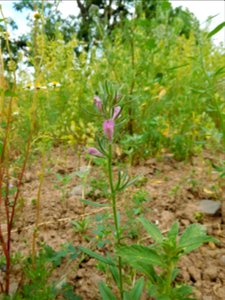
[93,96,102,112]
[112,106,121,120]
[88,147,104,157]
[103,119,114,141]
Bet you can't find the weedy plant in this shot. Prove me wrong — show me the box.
[79,82,216,300]
[0,8,33,294]
[117,218,216,300]
[79,82,140,299]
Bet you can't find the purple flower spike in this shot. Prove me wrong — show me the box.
[112,106,121,120]
[93,96,102,112]
[103,119,114,141]
[88,147,104,157]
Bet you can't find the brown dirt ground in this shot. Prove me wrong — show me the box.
[0,147,225,300]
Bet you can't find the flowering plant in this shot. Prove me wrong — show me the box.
[81,82,140,299]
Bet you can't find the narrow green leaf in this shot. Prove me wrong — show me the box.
[109,265,120,287]
[139,217,163,243]
[213,66,225,77]
[98,281,117,300]
[167,222,179,241]
[124,277,145,300]
[80,198,109,208]
[132,263,158,282]
[167,63,189,71]
[208,21,225,38]
[117,245,164,267]
[78,246,115,266]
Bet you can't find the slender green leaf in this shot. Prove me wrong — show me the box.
[80,198,109,208]
[139,217,163,243]
[167,222,179,241]
[213,66,225,77]
[78,246,115,266]
[124,277,145,300]
[109,265,120,287]
[167,63,189,71]
[208,21,225,38]
[98,281,117,300]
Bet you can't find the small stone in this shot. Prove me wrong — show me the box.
[181,219,190,226]
[216,286,225,298]
[193,289,202,298]
[160,210,174,227]
[24,171,33,182]
[208,241,216,250]
[70,185,91,197]
[219,255,225,266]
[188,266,201,282]
[182,269,190,281]
[198,200,221,215]
[70,185,83,196]
[203,266,218,281]
[202,296,213,300]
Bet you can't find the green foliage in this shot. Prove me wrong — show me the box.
[123,277,145,300]
[71,217,90,234]
[15,244,79,300]
[117,219,216,299]
[3,0,223,161]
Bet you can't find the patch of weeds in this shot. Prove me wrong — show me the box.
[93,213,112,248]
[126,189,150,217]
[7,244,80,300]
[134,176,148,188]
[71,217,90,235]
[194,212,204,223]
[169,184,181,197]
[52,173,73,202]
[117,219,217,300]
[88,177,109,199]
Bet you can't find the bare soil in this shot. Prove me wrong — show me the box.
[1,147,225,300]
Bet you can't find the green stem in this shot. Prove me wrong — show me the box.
[108,143,123,299]
[165,261,174,295]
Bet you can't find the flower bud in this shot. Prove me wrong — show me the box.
[103,119,114,141]
[112,106,121,120]
[88,147,104,157]
[93,96,102,112]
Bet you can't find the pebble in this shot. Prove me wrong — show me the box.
[198,200,221,215]
[216,286,225,298]
[203,266,218,281]
[219,255,225,266]
[70,185,92,197]
[202,296,213,300]
[182,269,190,281]
[181,219,190,226]
[188,266,201,282]
[160,210,174,227]
[208,241,216,250]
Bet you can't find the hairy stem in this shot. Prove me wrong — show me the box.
[108,143,123,299]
